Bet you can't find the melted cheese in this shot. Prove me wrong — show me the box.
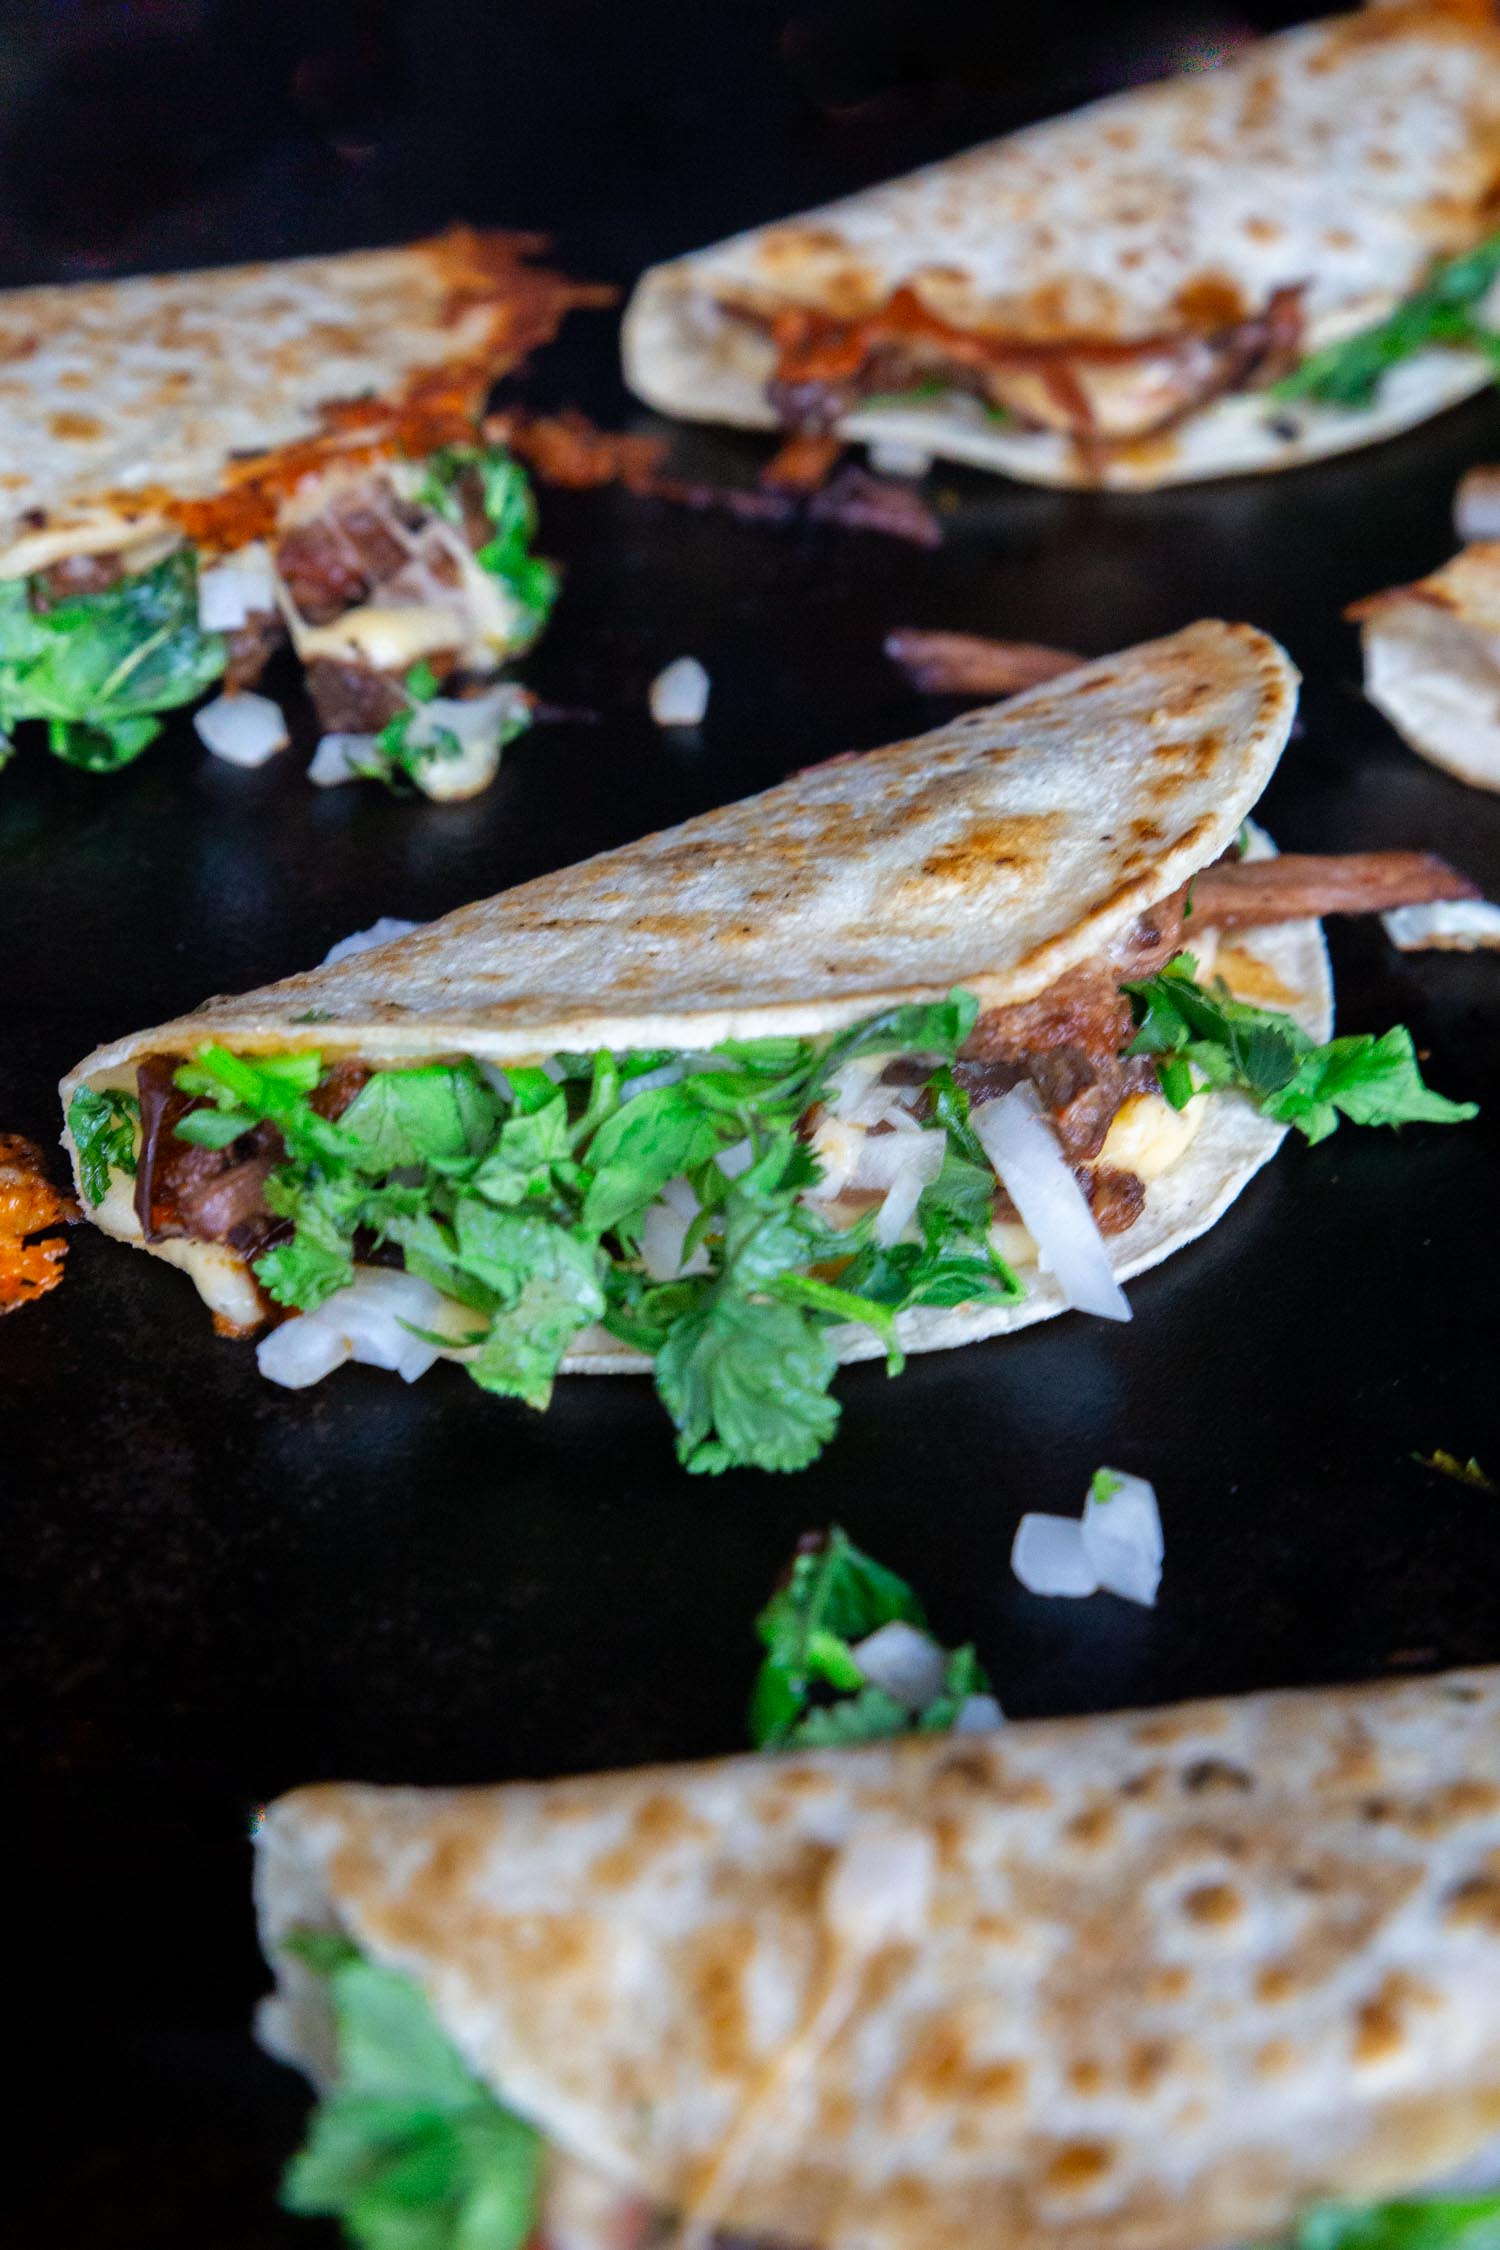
[294,603,467,670]
[1096,1089,1203,1181]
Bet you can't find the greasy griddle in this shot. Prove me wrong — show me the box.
[5,9,1500,2243]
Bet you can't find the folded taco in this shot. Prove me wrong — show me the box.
[0,229,603,794]
[60,621,1473,1471]
[623,2,1500,492]
[256,1664,1500,2250]
[1352,545,1500,793]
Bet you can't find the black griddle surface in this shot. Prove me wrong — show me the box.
[4,5,1499,2242]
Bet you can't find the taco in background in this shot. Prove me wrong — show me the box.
[60,622,1473,1472]
[1352,545,1500,793]
[0,229,605,794]
[624,3,1500,492]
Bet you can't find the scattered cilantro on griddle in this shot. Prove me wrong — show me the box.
[749,1525,993,1747]
[1124,955,1476,1143]
[279,1934,543,2250]
[0,551,226,772]
[1272,229,1500,411]
[66,1086,141,1205]
[1411,1450,1495,1493]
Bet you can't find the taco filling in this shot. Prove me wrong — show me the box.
[68,848,1473,1473]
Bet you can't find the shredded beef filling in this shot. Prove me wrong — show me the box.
[754,284,1305,444]
[31,550,128,608]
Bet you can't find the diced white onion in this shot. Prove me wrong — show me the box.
[308,731,376,787]
[804,1115,863,1199]
[1011,1512,1101,1598]
[867,439,933,479]
[850,1620,948,1711]
[852,1127,939,1193]
[822,1826,934,1951]
[716,1137,754,1179]
[1455,467,1500,544]
[197,542,276,631]
[952,1693,1005,1733]
[321,916,421,967]
[1082,1469,1164,1608]
[824,1055,892,1121]
[872,1135,946,1246]
[619,1059,686,1099]
[659,1176,699,1220]
[649,656,710,727]
[970,1084,1130,1323]
[193,690,288,767]
[1382,899,1500,952]
[255,1267,446,1390]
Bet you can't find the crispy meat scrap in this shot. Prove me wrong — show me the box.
[1191,851,1478,928]
[885,630,1083,695]
[484,407,666,491]
[0,1134,77,1315]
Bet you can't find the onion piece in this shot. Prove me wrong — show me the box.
[308,732,376,787]
[1010,1513,1100,1598]
[1455,466,1500,544]
[649,656,710,727]
[321,916,421,966]
[1382,899,1500,952]
[850,1620,948,1710]
[952,1692,1005,1732]
[872,1135,945,1245]
[866,439,933,480]
[255,1268,447,1390]
[197,542,276,631]
[618,1059,686,1099]
[193,690,288,767]
[408,683,533,803]
[640,1187,710,1281]
[1082,1469,1163,1608]
[716,1137,754,1179]
[970,1084,1130,1322]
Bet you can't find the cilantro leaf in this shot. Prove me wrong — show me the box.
[815,990,979,1092]
[1126,959,1475,1143]
[454,1204,606,1409]
[0,552,226,772]
[656,1288,840,1475]
[1273,228,1500,411]
[581,1086,724,1234]
[1292,2203,1500,2250]
[67,1086,140,1204]
[280,1943,542,2250]
[340,1066,502,1172]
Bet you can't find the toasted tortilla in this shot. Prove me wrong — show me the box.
[0,229,602,575]
[257,1665,1500,2250]
[1354,545,1500,792]
[59,619,1329,1353]
[623,2,1500,491]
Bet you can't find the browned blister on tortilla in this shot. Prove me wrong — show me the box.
[257,1666,1500,2250]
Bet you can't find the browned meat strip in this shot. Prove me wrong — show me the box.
[761,431,845,491]
[223,608,287,691]
[304,658,408,734]
[806,467,942,549]
[32,550,125,607]
[885,630,1083,696]
[1192,851,1478,928]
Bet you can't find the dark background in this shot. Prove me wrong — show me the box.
[3,2,1497,2243]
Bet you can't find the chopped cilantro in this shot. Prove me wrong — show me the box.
[1125,956,1476,1144]
[750,1526,993,1747]
[413,443,558,647]
[67,1086,141,1205]
[280,1936,542,2250]
[0,551,226,772]
[1273,229,1500,411]
[1089,1467,1124,1505]
[174,991,1016,1472]
[1290,2201,1500,2250]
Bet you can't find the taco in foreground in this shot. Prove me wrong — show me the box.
[623,3,1500,492]
[256,1665,1500,2250]
[0,229,603,794]
[60,623,1473,1470]
[1352,546,1500,793]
